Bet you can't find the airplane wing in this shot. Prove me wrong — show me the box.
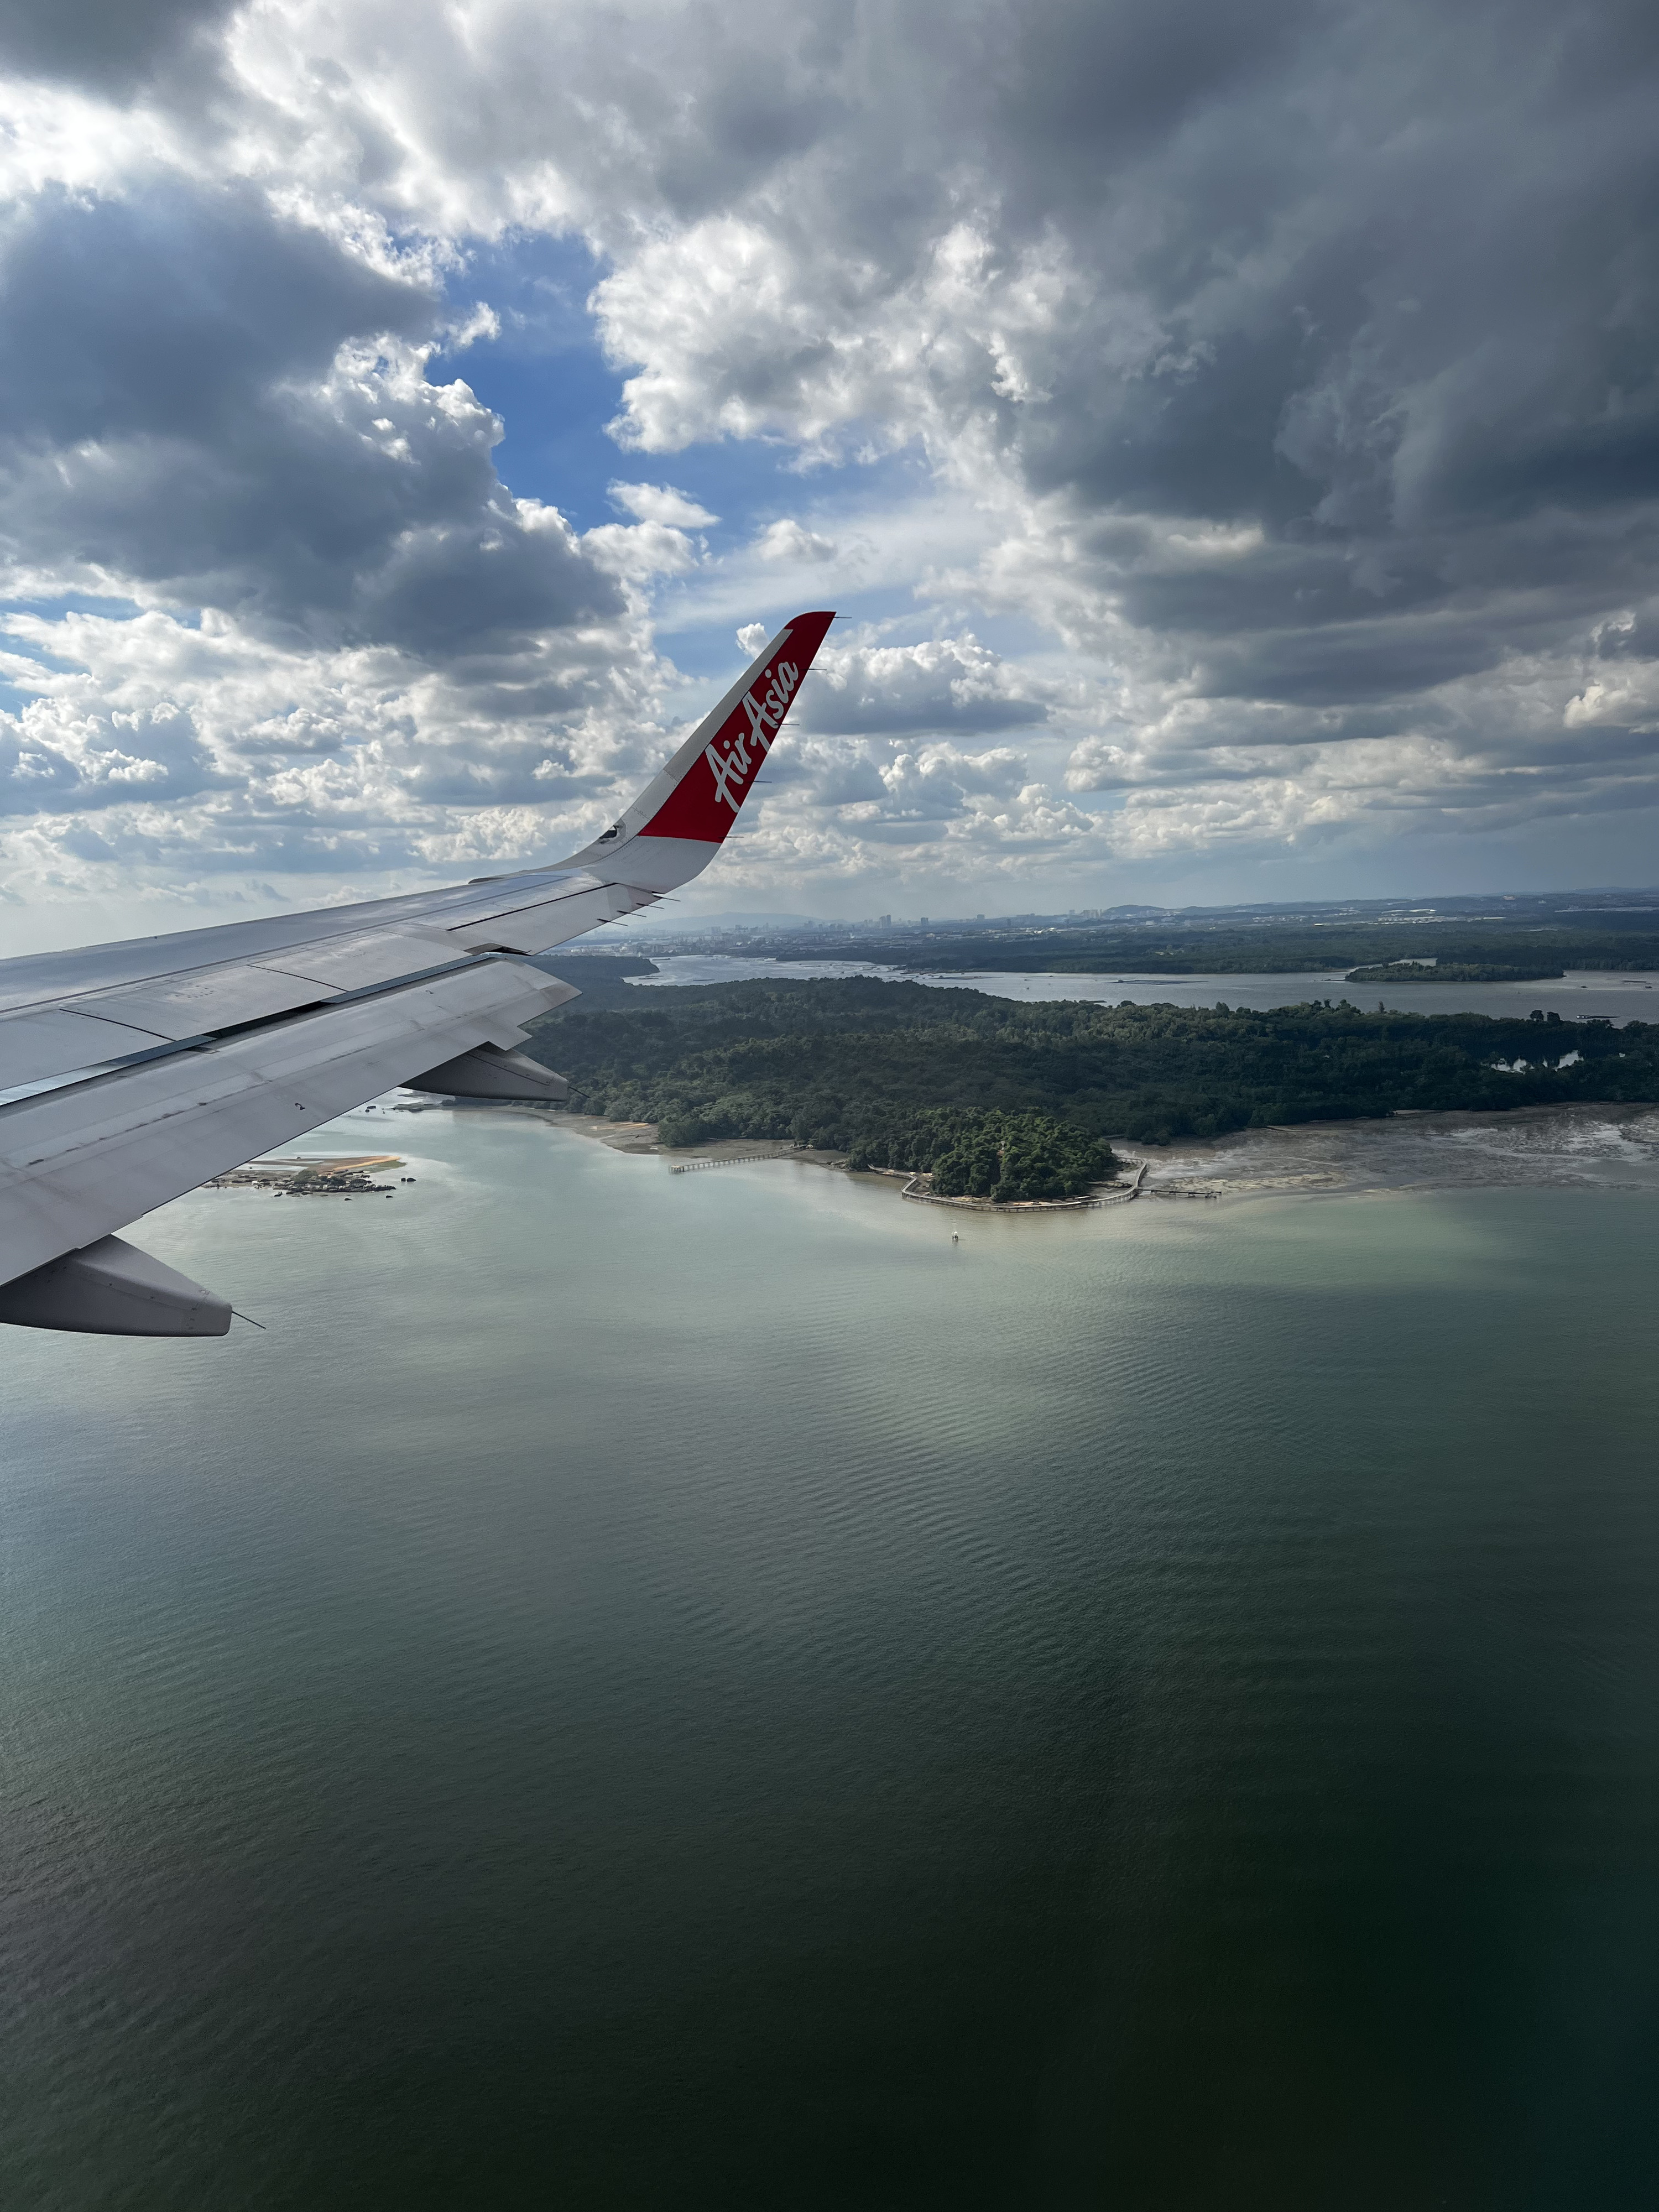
[0,611,834,1337]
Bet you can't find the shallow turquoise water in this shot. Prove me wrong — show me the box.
[2,1114,1656,2208]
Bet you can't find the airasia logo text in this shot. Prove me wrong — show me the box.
[705,658,800,812]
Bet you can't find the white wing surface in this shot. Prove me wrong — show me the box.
[0,612,835,1335]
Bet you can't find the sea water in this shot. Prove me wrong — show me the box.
[625,950,1659,1022]
[2,1110,1656,2209]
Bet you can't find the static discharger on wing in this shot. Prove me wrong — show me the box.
[0,614,836,1337]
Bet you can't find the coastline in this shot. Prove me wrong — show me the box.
[1135,1098,1659,1202]
[521,1118,1142,1209]
[398,1104,855,1172]
[389,1097,1659,1208]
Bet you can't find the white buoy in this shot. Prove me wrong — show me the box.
[951,1231,959,1245]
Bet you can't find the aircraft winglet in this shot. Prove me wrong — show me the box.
[567,613,834,885]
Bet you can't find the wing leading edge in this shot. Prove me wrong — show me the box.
[0,612,835,1332]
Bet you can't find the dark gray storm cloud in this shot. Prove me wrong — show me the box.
[0,182,622,670]
[14,0,1659,729]
[0,0,238,92]
[0,184,427,442]
[570,0,1659,773]
[6,0,1659,897]
[977,0,1659,719]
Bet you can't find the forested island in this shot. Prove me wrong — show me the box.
[662,904,1659,979]
[1344,961,1564,984]
[526,977,1659,1185]
[920,924,1659,977]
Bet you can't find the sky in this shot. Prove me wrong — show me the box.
[2,0,1657,950]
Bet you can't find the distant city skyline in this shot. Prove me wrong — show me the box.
[597,885,1659,928]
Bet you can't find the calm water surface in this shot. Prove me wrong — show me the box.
[3,1112,1657,2209]
[628,951,1659,1021]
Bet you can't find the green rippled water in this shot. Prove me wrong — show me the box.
[3,1111,1656,2209]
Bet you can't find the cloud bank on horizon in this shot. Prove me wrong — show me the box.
[2,0,1657,937]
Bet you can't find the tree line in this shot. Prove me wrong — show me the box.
[929,925,1659,977]
[1343,961,1564,983]
[845,1107,1114,1200]
[526,976,1659,1154]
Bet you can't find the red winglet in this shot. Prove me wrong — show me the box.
[637,611,835,844]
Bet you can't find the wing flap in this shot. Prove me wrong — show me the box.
[0,1007,177,1089]
[253,926,455,990]
[76,963,335,1042]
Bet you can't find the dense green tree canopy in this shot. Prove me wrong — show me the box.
[1343,961,1563,984]
[844,1108,1113,1201]
[915,926,1659,977]
[528,978,1659,1154]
